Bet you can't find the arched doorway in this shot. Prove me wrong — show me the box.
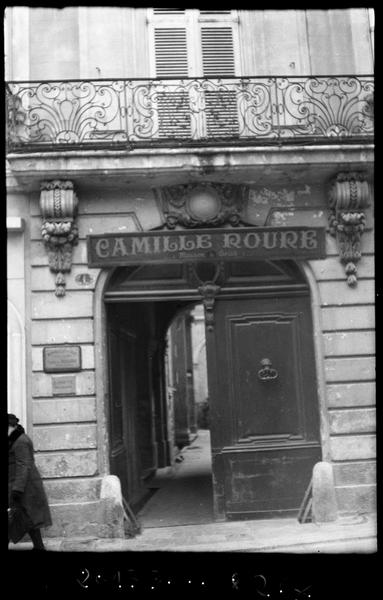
[103,259,322,521]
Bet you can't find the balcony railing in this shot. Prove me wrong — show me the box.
[6,76,374,152]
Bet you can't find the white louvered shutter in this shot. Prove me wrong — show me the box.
[153,25,191,137]
[200,25,238,137]
[199,10,232,15]
[154,27,189,78]
[200,26,235,77]
[153,8,186,16]
[150,9,240,139]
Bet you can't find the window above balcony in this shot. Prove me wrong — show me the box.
[148,8,241,79]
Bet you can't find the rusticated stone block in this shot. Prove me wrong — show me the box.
[325,357,375,383]
[319,280,375,306]
[321,306,375,331]
[34,423,97,451]
[326,382,375,408]
[329,408,376,435]
[335,484,377,514]
[323,331,375,357]
[333,461,376,486]
[45,499,125,538]
[35,450,98,478]
[31,318,94,345]
[32,291,93,319]
[330,435,376,461]
[44,477,102,503]
[33,397,96,424]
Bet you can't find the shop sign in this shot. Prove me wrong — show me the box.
[87,227,326,267]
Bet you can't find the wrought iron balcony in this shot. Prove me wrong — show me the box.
[6,76,374,152]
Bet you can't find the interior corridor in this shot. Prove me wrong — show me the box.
[137,429,214,528]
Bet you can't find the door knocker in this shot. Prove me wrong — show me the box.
[257,358,278,381]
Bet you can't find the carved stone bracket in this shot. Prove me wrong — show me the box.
[155,182,251,229]
[328,172,371,287]
[40,180,79,297]
[198,282,221,332]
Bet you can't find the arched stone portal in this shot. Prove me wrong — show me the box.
[95,258,327,520]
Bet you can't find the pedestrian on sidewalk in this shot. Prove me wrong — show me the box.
[8,413,52,550]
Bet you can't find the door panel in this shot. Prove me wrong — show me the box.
[232,312,303,441]
[223,446,321,517]
[122,332,141,500]
[206,293,321,519]
[108,328,129,501]
[108,322,140,503]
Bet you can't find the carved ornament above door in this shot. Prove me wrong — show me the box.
[155,182,251,229]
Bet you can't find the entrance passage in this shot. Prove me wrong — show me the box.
[138,430,213,528]
[104,259,322,522]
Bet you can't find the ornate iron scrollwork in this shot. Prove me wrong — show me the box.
[257,358,279,381]
[6,76,373,150]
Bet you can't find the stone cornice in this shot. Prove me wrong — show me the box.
[6,143,375,160]
[6,145,374,192]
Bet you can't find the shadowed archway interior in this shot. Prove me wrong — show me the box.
[104,259,321,524]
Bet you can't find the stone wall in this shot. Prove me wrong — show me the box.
[28,187,162,535]
[311,227,376,514]
[5,8,373,80]
[6,173,369,536]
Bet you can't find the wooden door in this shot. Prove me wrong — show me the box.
[205,293,322,519]
[107,322,140,503]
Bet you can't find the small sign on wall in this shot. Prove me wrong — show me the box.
[52,375,77,397]
[43,345,81,373]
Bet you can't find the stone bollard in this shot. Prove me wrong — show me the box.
[99,475,125,538]
[312,461,338,523]
[100,474,124,504]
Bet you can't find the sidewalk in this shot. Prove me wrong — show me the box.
[9,430,377,553]
[8,512,377,553]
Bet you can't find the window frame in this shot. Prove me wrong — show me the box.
[147,8,242,79]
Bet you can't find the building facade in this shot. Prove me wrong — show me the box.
[6,7,374,537]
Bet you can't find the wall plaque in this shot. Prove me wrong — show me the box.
[87,226,326,267]
[52,375,76,396]
[43,345,81,373]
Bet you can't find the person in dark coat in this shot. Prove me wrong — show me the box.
[8,413,52,550]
